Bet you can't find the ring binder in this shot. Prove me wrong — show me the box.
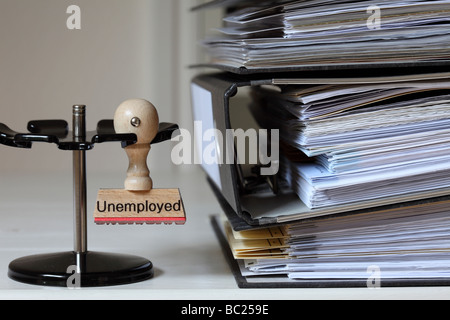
[192,71,450,228]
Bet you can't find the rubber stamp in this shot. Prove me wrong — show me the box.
[94,99,186,225]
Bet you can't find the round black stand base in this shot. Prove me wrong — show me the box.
[8,251,153,287]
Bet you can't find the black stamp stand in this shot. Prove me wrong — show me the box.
[0,105,178,287]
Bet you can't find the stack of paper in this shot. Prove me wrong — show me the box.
[195,1,450,288]
[224,220,289,259]
[251,79,450,209]
[219,198,450,284]
[201,0,450,70]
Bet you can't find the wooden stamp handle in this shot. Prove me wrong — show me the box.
[114,99,159,191]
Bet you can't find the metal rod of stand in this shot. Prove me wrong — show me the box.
[73,105,87,255]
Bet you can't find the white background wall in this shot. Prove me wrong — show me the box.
[0,0,222,176]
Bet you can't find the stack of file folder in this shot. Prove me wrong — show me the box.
[192,0,450,288]
[198,0,450,73]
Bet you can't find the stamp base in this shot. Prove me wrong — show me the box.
[94,188,186,225]
[8,251,153,287]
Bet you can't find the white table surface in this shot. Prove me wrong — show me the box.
[0,167,449,300]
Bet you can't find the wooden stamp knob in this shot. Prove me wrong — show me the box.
[114,99,159,191]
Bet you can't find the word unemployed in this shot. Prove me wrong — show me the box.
[96,200,182,214]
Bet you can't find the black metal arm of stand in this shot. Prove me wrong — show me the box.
[0,119,179,150]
